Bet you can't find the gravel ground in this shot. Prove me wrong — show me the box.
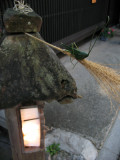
[51,150,86,160]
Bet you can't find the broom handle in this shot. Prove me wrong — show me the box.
[25,33,76,59]
[25,33,65,53]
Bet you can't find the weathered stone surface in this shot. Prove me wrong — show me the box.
[45,129,98,160]
[0,33,77,109]
[51,150,86,160]
[3,8,42,33]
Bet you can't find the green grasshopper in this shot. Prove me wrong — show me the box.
[61,42,89,60]
[61,27,98,61]
[61,17,110,61]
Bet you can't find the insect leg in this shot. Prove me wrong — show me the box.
[70,57,75,66]
[73,42,78,49]
[72,61,78,69]
[70,43,77,66]
[72,43,75,55]
[88,26,98,55]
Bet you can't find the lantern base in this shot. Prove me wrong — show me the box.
[5,101,46,160]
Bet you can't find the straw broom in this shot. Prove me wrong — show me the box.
[25,33,120,105]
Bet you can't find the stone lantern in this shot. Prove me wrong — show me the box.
[0,7,77,160]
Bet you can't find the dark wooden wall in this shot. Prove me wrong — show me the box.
[0,0,119,44]
[26,0,108,43]
[108,0,120,25]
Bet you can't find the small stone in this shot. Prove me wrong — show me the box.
[51,150,86,160]
[72,155,86,160]
[3,8,42,33]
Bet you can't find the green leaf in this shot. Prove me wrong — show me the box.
[46,143,60,156]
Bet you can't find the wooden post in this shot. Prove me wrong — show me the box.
[5,101,46,160]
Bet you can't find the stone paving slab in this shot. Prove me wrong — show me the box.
[96,110,120,160]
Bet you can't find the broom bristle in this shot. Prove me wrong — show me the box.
[80,59,120,104]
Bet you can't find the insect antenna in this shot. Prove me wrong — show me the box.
[73,42,78,49]
[88,16,110,56]
[88,27,98,55]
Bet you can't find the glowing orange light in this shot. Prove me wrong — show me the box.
[92,0,96,3]
[20,107,41,147]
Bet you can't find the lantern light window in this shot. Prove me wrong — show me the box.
[20,107,41,147]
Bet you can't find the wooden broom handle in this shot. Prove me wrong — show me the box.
[25,33,72,57]
[25,33,64,52]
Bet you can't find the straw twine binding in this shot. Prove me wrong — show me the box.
[13,0,33,14]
